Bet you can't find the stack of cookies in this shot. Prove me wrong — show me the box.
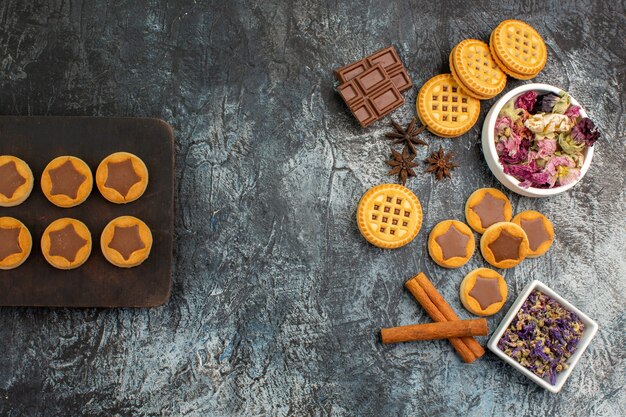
[417,19,547,138]
[489,20,547,80]
[449,39,507,100]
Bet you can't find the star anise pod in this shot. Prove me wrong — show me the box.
[387,146,418,185]
[385,118,427,154]
[424,145,458,180]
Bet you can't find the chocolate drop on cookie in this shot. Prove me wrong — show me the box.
[108,225,145,260]
[49,160,87,199]
[49,224,88,263]
[0,227,22,261]
[520,218,550,251]
[0,161,26,199]
[435,224,470,260]
[105,159,141,198]
[469,276,503,309]
[471,193,506,229]
[488,230,522,262]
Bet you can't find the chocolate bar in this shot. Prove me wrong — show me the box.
[335,46,412,92]
[338,64,404,127]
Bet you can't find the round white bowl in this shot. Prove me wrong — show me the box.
[482,83,594,198]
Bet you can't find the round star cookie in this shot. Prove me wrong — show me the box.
[460,268,507,316]
[357,184,422,249]
[464,188,512,234]
[96,152,149,204]
[0,156,34,207]
[428,220,475,268]
[41,156,93,208]
[480,222,529,269]
[0,217,32,270]
[512,210,554,258]
[450,39,507,99]
[101,216,153,268]
[41,218,92,270]
[417,74,480,138]
[490,19,547,78]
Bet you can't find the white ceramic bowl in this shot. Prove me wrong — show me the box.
[487,280,598,393]
[482,84,594,198]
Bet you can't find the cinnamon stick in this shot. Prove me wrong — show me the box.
[381,319,487,344]
[414,272,486,360]
[404,277,477,363]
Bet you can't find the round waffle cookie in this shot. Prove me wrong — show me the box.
[450,39,507,99]
[489,38,536,80]
[490,19,547,78]
[417,74,480,138]
[357,184,422,249]
[449,55,492,100]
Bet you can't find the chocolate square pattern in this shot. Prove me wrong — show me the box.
[0,116,174,307]
[337,64,404,127]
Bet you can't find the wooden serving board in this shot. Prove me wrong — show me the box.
[0,116,174,307]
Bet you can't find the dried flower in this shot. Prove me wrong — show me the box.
[497,134,530,165]
[495,116,513,137]
[500,100,525,121]
[564,105,581,121]
[524,113,572,136]
[515,91,537,112]
[545,155,580,187]
[552,93,571,114]
[424,145,458,180]
[502,163,551,188]
[571,118,600,147]
[498,290,585,385]
[496,91,598,189]
[531,93,560,114]
[558,133,585,155]
[386,147,418,185]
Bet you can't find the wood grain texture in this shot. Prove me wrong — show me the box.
[0,0,624,415]
[0,116,174,307]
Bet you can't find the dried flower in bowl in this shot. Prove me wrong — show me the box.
[494,90,600,189]
[497,289,585,385]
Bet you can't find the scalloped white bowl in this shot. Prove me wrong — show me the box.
[482,84,594,198]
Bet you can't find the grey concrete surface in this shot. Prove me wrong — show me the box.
[0,1,624,416]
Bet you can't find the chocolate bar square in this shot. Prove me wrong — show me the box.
[335,46,413,93]
[337,64,404,128]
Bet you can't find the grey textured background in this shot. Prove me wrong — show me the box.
[0,1,624,416]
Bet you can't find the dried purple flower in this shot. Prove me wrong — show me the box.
[531,93,560,114]
[497,290,585,385]
[571,117,600,147]
[515,91,537,112]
